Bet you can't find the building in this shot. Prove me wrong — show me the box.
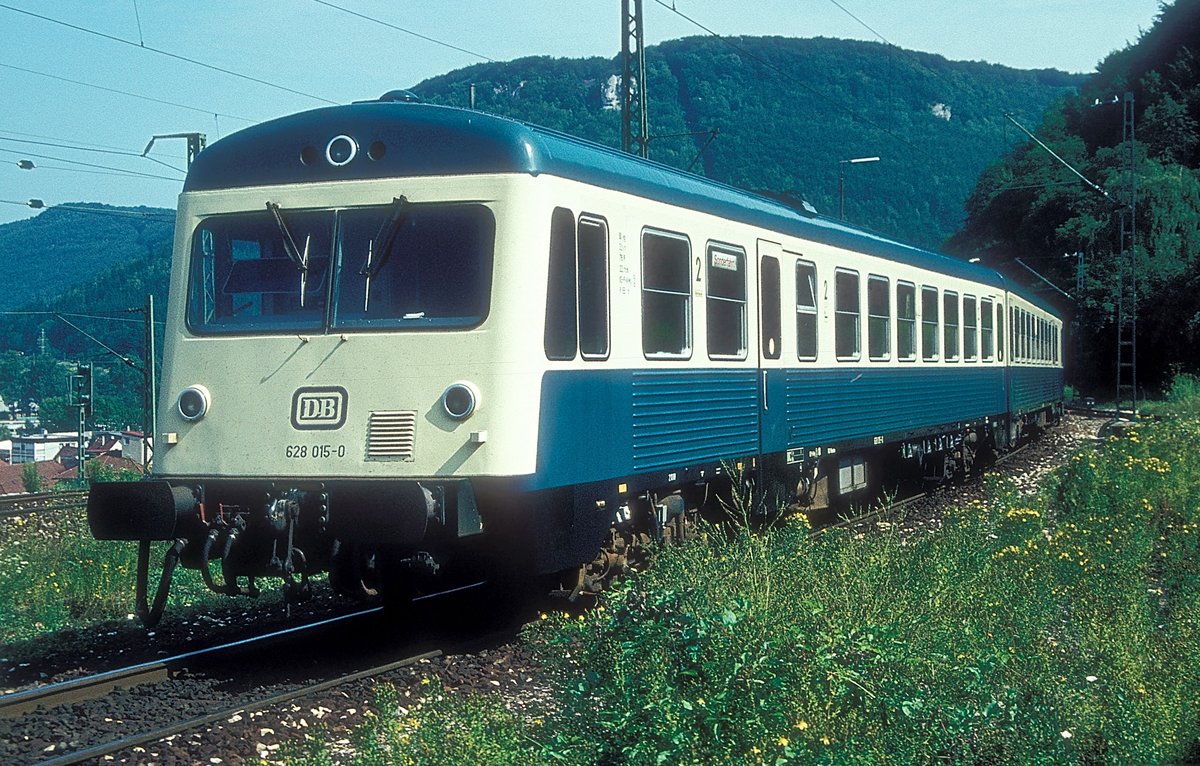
[10,432,80,465]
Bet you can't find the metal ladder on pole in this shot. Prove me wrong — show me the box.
[1115,92,1137,419]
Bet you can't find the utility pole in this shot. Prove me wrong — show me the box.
[1115,92,1138,418]
[142,294,157,471]
[73,363,92,480]
[620,0,648,158]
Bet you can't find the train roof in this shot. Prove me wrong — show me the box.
[185,100,1059,316]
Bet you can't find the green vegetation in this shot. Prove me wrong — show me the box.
[947,0,1200,394]
[414,37,1079,249]
[0,510,268,647]
[282,383,1200,765]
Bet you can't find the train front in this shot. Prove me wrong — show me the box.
[87,100,549,615]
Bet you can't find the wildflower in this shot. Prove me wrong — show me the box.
[1061,730,1073,739]
[1085,675,1098,683]
[794,720,809,731]
[697,698,705,706]
[820,736,831,745]
[778,737,789,747]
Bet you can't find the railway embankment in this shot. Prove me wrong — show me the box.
[267,404,1198,765]
[2,390,1198,764]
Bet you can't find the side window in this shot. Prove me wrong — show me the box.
[897,282,916,361]
[641,230,692,358]
[963,295,977,361]
[760,255,781,360]
[996,303,1004,362]
[577,215,610,359]
[867,275,890,361]
[921,286,939,361]
[835,269,861,361]
[544,207,577,360]
[796,260,818,361]
[943,291,960,361]
[981,298,994,361]
[707,243,748,360]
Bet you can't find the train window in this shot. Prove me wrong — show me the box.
[796,260,818,361]
[641,230,692,358]
[187,209,333,333]
[981,298,994,361]
[897,282,916,361]
[943,291,959,361]
[544,207,578,360]
[333,203,495,330]
[578,215,610,359]
[996,303,1004,362]
[760,255,782,360]
[706,243,748,360]
[835,269,861,361]
[1010,307,1017,361]
[963,295,978,361]
[867,275,890,361]
[921,286,939,361]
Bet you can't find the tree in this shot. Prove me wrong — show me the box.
[21,462,45,494]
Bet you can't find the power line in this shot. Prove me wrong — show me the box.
[0,133,185,173]
[649,0,919,152]
[826,0,892,45]
[0,199,175,220]
[0,62,256,124]
[0,3,338,105]
[311,0,496,63]
[0,147,184,182]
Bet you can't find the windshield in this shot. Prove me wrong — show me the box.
[187,203,495,334]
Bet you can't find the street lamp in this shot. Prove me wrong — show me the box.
[838,156,880,221]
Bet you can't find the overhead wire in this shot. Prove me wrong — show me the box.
[0,133,186,173]
[310,0,496,63]
[0,3,338,105]
[0,147,184,182]
[0,199,175,220]
[0,62,257,124]
[649,0,920,152]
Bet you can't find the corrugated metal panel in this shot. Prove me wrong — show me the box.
[1010,367,1063,412]
[631,370,758,471]
[367,410,417,460]
[784,367,1005,446]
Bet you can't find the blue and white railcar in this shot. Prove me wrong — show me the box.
[87,98,1063,617]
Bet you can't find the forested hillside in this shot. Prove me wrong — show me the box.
[0,205,172,313]
[412,36,1081,248]
[946,0,1200,394]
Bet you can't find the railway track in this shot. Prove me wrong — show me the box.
[1,580,529,766]
[0,489,88,518]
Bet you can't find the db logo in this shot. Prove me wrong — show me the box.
[291,386,348,430]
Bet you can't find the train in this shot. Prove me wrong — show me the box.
[87,94,1064,622]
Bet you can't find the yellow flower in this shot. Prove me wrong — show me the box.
[778,737,789,747]
[794,720,809,731]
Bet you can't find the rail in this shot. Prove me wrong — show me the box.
[0,489,88,518]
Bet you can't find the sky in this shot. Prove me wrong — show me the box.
[0,0,1166,226]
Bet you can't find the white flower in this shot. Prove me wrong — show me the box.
[1061,730,1073,739]
[1085,675,1098,683]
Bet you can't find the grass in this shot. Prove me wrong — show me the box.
[5,383,1199,764]
[280,378,1200,765]
[0,506,290,651]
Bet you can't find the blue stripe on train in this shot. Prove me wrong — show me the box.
[531,364,1061,491]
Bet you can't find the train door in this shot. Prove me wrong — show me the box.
[757,239,788,456]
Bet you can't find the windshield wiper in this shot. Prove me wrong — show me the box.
[266,201,309,273]
[266,201,312,306]
[359,195,408,279]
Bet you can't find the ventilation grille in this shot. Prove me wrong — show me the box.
[367,410,417,460]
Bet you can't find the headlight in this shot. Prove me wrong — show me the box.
[177,385,211,422]
[441,382,479,420]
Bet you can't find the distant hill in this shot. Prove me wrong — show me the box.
[411,36,1084,248]
[0,204,172,313]
[0,36,1082,362]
